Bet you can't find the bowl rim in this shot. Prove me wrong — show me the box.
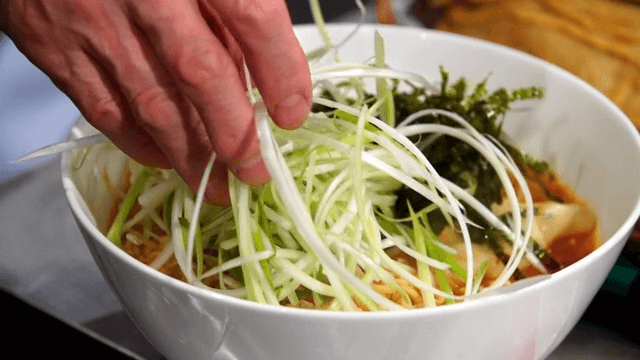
[61,23,640,321]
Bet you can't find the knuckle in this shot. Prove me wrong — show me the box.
[172,45,235,92]
[88,97,123,131]
[92,97,119,117]
[226,0,283,28]
[130,87,177,131]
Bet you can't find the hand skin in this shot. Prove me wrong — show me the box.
[0,0,312,205]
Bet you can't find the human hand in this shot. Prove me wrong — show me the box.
[0,0,312,205]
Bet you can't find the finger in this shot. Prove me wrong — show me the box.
[128,0,270,187]
[204,0,312,129]
[197,2,247,87]
[50,48,231,205]
[4,0,234,203]
[205,159,231,206]
[79,2,231,199]
[42,48,172,170]
[0,1,171,169]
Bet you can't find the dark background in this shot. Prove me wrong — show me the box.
[285,0,372,24]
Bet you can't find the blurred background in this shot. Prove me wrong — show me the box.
[1,0,639,358]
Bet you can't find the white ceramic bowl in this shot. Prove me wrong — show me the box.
[62,24,640,360]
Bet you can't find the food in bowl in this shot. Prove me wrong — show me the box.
[66,27,600,312]
[62,24,640,360]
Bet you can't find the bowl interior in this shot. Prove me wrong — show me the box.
[60,23,640,360]
[298,24,640,242]
[62,23,640,314]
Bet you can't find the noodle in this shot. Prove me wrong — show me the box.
[115,163,599,310]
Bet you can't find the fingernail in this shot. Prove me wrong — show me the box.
[275,92,309,129]
[232,153,270,185]
[280,93,304,108]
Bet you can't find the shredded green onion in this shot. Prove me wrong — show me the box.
[67,11,551,311]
